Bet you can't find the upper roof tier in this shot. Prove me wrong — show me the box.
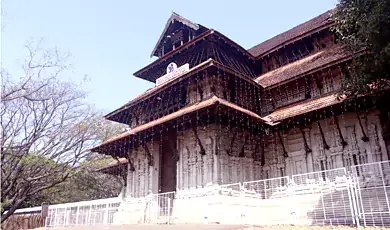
[134,29,257,82]
[150,12,208,58]
[255,45,352,88]
[106,59,262,124]
[248,10,334,58]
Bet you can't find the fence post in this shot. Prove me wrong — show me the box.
[75,206,79,226]
[347,175,359,227]
[64,207,68,227]
[44,209,50,228]
[379,163,390,220]
[87,205,92,226]
[104,204,109,225]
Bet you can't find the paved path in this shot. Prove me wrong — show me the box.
[32,224,379,230]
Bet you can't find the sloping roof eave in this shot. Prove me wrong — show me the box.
[92,96,266,153]
[255,46,353,88]
[247,9,334,57]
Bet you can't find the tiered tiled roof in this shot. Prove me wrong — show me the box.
[106,58,260,123]
[262,93,346,125]
[255,45,352,88]
[248,10,333,57]
[134,29,255,81]
[93,9,356,160]
[150,12,208,58]
[92,95,266,153]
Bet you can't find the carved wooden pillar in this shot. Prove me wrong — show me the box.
[368,114,383,162]
[183,146,190,189]
[188,138,196,188]
[127,157,133,198]
[143,158,148,197]
[219,152,226,184]
[176,138,182,190]
[131,158,136,197]
[134,157,139,197]
[213,133,221,184]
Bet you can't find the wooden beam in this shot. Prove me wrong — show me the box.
[142,142,154,166]
[277,130,288,158]
[192,127,206,155]
[333,115,348,147]
[356,111,369,142]
[299,127,312,154]
[239,133,249,157]
[317,121,330,150]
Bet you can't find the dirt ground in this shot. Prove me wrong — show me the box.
[31,224,389,230]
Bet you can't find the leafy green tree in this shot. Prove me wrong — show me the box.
[21,155,123,207]
[331,0,390,98]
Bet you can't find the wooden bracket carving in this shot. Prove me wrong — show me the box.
[277,130,288,158]
[356,112,369,142]
[172,146,180,162]
[142,142,154,166]
[239,133,249,157]
[317,121,330,150]
[226,127,238,156]
[128,157,135,172]
[299,127,312,154]
[111,156,127,181]
[124,152,136,172]
[333,115,348,147]
[192,127,206,155]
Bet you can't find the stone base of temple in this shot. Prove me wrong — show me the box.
[171,191,355,226]
[111,168,390,226]
[113,195,158,225]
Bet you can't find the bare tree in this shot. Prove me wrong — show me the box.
[0,42,104,223]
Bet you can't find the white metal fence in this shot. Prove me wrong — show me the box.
[351,161,390,227]
[45,197,121,228]
[42,160,390,228]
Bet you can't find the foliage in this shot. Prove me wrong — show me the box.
[21,155,122,207]
[331,0,390,98]
[0,41,126,223]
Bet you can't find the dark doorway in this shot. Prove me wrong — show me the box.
[159,129,177,193]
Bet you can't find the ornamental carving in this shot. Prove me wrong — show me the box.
[368,123,382,161]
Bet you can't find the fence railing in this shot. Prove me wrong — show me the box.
[41,160,390,228]
[45,197,121,228]
[351,161,390,227]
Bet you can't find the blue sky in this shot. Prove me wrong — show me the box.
[2,0,337,114]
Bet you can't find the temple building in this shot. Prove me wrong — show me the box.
[91,10,390,203]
